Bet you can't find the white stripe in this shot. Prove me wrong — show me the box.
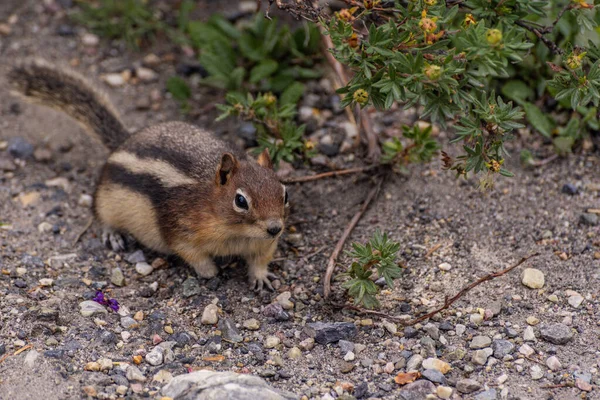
[109,151,197,187]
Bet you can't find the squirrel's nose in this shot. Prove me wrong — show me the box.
[267,223,282,237]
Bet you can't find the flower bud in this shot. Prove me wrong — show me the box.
[486,29,503,46]
[423,64,442,80]
[353,89,369,105]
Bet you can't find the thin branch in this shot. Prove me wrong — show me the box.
[424,243,442,259]
[530,154,559,167]
[323,175,386,298]
[72,217,93,247]
[281,166,376,183]
[515,20,564,55]
[401,252,539,325]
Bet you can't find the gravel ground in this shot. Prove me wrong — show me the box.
[1,1,600,400]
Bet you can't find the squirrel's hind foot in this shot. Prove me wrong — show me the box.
[102,227,127,252]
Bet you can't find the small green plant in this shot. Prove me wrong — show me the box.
[73,0,166,48]
[342,230,402,309]
[166,76,192,113]
[217,92,315,166]
[382,124,440,172]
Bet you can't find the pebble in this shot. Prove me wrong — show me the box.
[455,324,466,336]
[164,325,174,334]
[287,347,302,359]
[343,351,355,361]
[135,262,153,276]
[472,349,492,365]
[526,316,540,325]
[497,374,508,384]
[39,278,53,287]
[406,354,423,371]
[153,369,173,384]
[383,362,395,374]
[276,291,294,310]
[399,380,436,400]
[219,318,243,343]
[8,137,34,159]
[438,262,452,271]
[422,369,446,384]
[103,73,127,87]
[546,355,562,371]
[121,317,138,329]
[262,303,290,321]
[116,385,128,395]
[33,148,52,162]
[338,340,354,354]
[265,336,280,349]
[126,250,146,264]
[45,177,70,192]
[492,339,514,358]
[530,365,544,380]
[98,358,113,371]
[456,379,482,394]
[470,313,483,325]
[523,326,536,341]
[146,347,164,366]
[24,350,39,368]
[580,213,598,226]
[475,389,497,400]
[470,335,492,349]
[562,183,578,195]
[126,365,146,382]
[110,268,126,287]
[200,304,219,325]
[576,378,593,392]
[382,320,397,335]
[568,293,584,308]
[136,67,158,82]
[243,318,260,330]
[19,192,41,208]
[436,386,453,399]
[518,344,535,357]
[421,357,451,374]
[78,194,93,207]
[79,300,108,317]
[299,338,315,351]
[305,322,357,345]
[540,323,573,344]
[81,33,99,46]
[182,277,201,298]
[522,268,545,289]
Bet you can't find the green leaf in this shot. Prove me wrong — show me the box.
[523,102,554,138]
[280,82,305,106]
[249,60,279,83]
[166,76,191,101]
[501,80,534,104]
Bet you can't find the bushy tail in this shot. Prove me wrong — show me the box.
[8,58,129,150]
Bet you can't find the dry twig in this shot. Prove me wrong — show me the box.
[281,166,376,183]
[72,217,93,247]
[424,243,442,259]
[323,175,386,298]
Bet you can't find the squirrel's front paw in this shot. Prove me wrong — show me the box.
[191,258,218,279]
[102,227,127,252]
[248,267,277,292]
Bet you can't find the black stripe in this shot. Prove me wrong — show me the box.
[104,163,168,208]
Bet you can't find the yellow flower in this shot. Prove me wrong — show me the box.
[566,51,586,70]
[353,89,369,105]
[419,13,438,33]
[486,29,503,46]
[464,14,476,27]
[424,0,437,5]
[572,0,594,9]
[304,140,315,150]
[485,159,504,173]
[423,64,442,80]
[263,93,277,106]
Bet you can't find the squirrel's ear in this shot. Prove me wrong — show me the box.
[257,148,273,169]
[216,153,238,185]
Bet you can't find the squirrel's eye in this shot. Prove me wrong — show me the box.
[284,190,289,205]
[235,194,248,210]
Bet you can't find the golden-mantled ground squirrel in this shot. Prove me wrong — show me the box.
[9,59,289,291]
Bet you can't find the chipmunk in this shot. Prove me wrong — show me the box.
[9,59,289,291]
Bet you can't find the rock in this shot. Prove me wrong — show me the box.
[200,304,219,326]
[33,148,52,162]
[436,386,453,399]
[470,335,492,349]
[540,323,573,344]
[120,317,138,329]
[339,361,355,373]
[110,268,126,287]
[161,370,297,400]
[492,340,514,358]
[470,313,483,325]
[0,157,16,171]
[287,347,302,359]
[243,318,260,330]
[153,369,174,384]
[97,358,113,371]
[275,291,294,310]
[580,213,599,226]
[546,356,562,371]
[78,194,93,208]
[576,378,593,392]
[382,320,398,335]
[8,137,34,159]
[126,250,146,264]
[135,262,153,276]
[438,262,452,271]
[146,347,164,366]
[126,365,146,382]
[265,336,280,349]
[530,365,543,380]
[422,369,446,384]
[343,351,355,361]
[262,303,290,321]
[338,340,354,354]
[562,183,578,195]
[136,67,158,82]
[116,385,128,395]
[475,389,498,400]
[299,338,314,351]
[81,33,99,46]
[304,322,357,345]
[82,386,97,397]
[526,316,540,325]
[24,350,39,368]
[519,344,535,357]
[421,358,451,374]
[404,326,418,338]
[568,293,584,308]
[522,268,545,289]
[18,192,41,208]
[406,354,423,372]
[102,73,126,87]
[455,324,466,336]
[45,177,70,192]
[183,277,201,298]
[399,379,436,400]
[79,301,108,317]
[219,318,243,343]
[456,379,482,394]
[472,349,492,365]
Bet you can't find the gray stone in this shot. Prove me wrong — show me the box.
[422,369,446,384]
[24,350,39,368]
[580,213,599,226]
[540,323,573,345]
[470,335,492,349]
[456,379,482,394]
[492,340,514,358]
[219,318,243,343]
[79,301,108,317]
[304,322,357,345]
[135,262,153,276]
[126,365,146,382]
[110,268,126,287]
[262,303,290,321]
[399,379,436,400]
[182,277,201,298]
[475,389,498,400]
[8,137,34,159]
[422,323,439,340]
[146,347,164,366]
[120,317,138,329]
[472,349,492,365]
[126,250,146,264]
[161,370,297,400]
[406,354,423,371]
[338,340,354,354]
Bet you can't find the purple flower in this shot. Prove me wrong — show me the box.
[92,290,119,312]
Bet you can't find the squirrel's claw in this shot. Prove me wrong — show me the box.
[102,228,126,252]
[249,270,276,292]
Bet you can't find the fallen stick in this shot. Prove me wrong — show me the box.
[424,243,442,259]
[281,166,376,184]
[323,175,386,298]
[72,217,93,247]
